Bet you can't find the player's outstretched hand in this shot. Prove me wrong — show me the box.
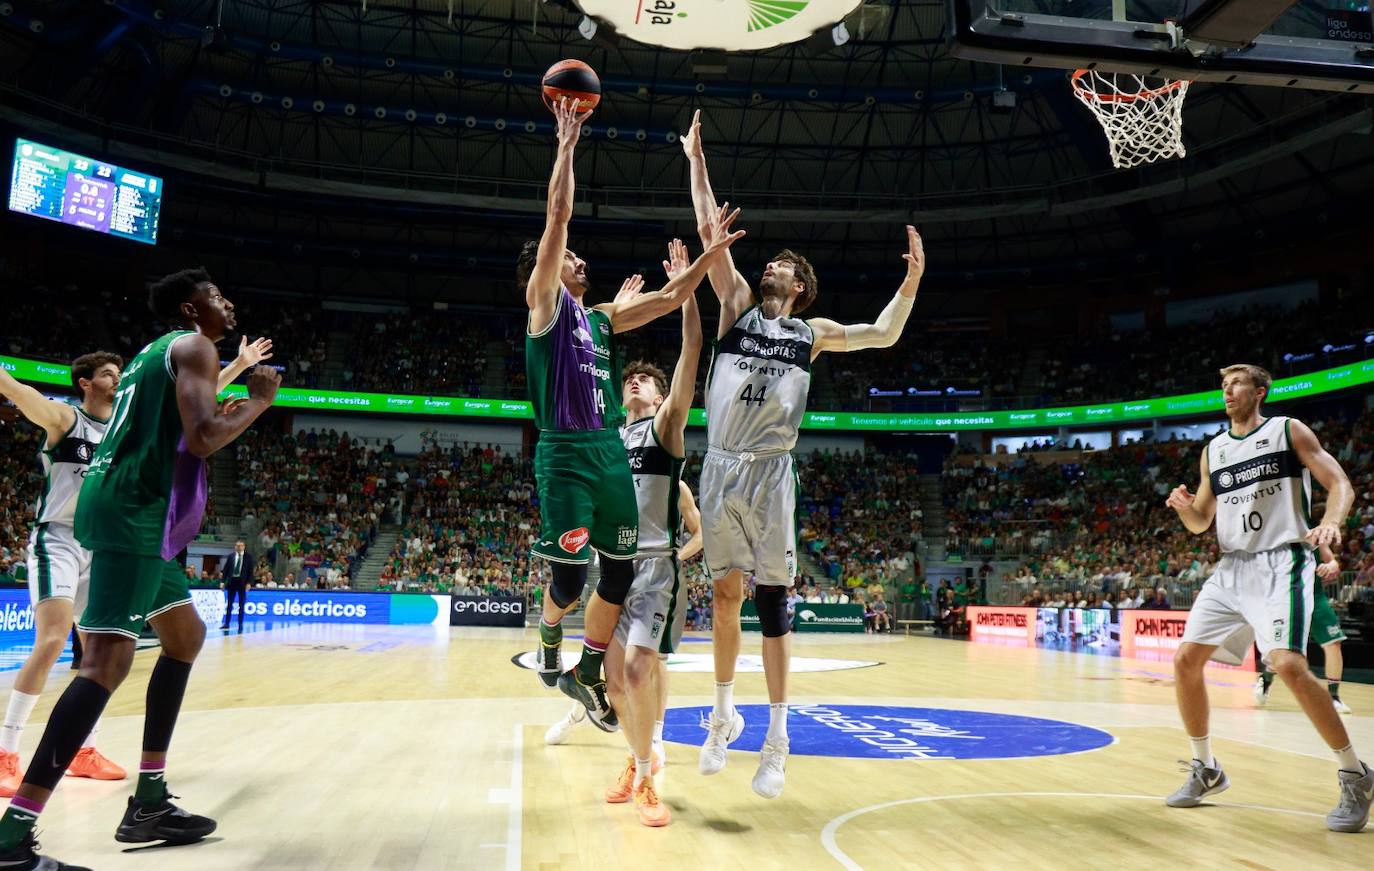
[1317,557,1341,580]
[902,225,925,282]
[236,336,274,368]
[247,365,282,405]
[1165,484,1194,512]
[216,396,248,416]
[554,97,593,146]
[681,110,704,159]
[662,238,690,280]
[702,203,745,256]
[1306,521,1342,550]
[615,274,645,305]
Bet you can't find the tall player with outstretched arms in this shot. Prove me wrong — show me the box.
[681,110,925,798]
[517,98,743,731]
[1163,363,1371,833]
[0,269,280,870]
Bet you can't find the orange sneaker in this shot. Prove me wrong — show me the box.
[633,779,671,827]
[604,756,635,804]
[0,749,19,798]
[66,746,127,781]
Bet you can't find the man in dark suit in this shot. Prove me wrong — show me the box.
[221,539,253,632]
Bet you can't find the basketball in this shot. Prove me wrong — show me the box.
[541,59,601,113]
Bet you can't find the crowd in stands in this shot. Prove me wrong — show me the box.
[234,427,385,588]
[347,313,489,396]
[0,420,40,584]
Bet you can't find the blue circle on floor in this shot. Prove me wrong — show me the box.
[662,705,1114,760]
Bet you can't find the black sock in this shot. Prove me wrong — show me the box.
[143,656,192,756]
[24,677,111,792]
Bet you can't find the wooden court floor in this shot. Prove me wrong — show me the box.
[2,623,1370,870]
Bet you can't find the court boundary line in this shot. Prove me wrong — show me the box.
[819,791,1334,871]
[507,722,523,871]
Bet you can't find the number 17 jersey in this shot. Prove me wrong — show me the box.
[1207,416,1312,554]
[705,307,813,453]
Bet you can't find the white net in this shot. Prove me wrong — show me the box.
[1071,70,1190,170]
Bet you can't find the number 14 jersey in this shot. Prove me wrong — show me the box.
[706,306,813,454]
[1207,416,1313,554]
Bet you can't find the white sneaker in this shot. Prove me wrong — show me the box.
[1334,697,1354,715]
[698,708,746,775]
[1252,676,1269,707]
[752,737,789,799]
[544,702,586,745]
[652,739,667,771]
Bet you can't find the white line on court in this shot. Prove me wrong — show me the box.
[819,791,1333,871]
[507,722,524,871]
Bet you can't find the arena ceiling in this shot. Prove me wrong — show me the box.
[0,0,1371,305]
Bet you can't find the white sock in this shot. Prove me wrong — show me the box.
[82,720,99,750]
[633,755,652,788]
[653,720,664,743]
[713,682,734,721]
[1334,743,1362,774]
[1189,735,1214,768]
[767,703,789,742]
[0,691,39,755]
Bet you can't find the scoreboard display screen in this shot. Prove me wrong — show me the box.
[7,138,162,245]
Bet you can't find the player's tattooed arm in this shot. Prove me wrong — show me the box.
[1166,449,1218,535]
[0,367,75,446]
[810,226,924,358]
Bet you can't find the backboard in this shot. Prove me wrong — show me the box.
[948,1,1374,93]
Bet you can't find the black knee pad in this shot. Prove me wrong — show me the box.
[595,556,634,606]
[548,561,588,609]
[754,584,791,637]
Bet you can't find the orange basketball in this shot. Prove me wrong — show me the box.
[541,59,601,114]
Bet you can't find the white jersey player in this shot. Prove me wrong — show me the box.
[0,338,271,795]
[1164,363,1371,833]
[682,110,926,799]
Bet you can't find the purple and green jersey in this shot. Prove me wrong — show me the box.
[75,330,209,559]
[525,287,625,433]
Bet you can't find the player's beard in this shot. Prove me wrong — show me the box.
[758,277,789,318]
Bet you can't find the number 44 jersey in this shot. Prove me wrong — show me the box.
[1207,416,1313,554]
[705,307,813,453]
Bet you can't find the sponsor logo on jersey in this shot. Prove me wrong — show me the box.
[1273,618,1286,642]
[1256,438,1270,449]
[617,526,637,549]
[573,325,594,346]
[559,527,590,553]
[1219,471,1234,489]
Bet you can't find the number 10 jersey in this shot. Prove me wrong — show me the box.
[705,307,813,454]
[1206,416,1313,554]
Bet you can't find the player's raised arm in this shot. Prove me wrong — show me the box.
[596,206,745,334]
[172,334,279,458]
[654,241,703,454]
[1166,449,1218,535]
[682,111,752,324]
[1289,418,1354,549]
[216,335,274,394]
[0,367,74,443]
[677,480,704,563]
[809,225,924,358]
[527,98,592,333]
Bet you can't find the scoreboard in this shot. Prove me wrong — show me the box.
[7,138,162,245]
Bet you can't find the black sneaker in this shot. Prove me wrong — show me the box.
[0,831,91,870]
[536,641,563,689]
[557,670,619,733]
[115,794,217,844]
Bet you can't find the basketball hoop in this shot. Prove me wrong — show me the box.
[1071,69,1190,170]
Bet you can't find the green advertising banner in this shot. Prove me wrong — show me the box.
[6,354,1373,433]
[738,601,864,633]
